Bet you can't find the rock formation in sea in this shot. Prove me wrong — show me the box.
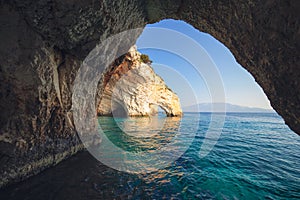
[97,46,182,117]
[0,0,299,188]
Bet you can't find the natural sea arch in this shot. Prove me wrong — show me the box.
[0,0,299,187]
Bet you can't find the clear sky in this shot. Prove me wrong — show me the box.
[136,19,273,109]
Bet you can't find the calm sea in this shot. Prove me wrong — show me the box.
[1,113,299,199]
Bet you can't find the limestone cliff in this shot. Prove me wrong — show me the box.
[97,46,182,117]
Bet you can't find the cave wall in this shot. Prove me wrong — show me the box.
[0,3,84,187]
[0,0,299,187]
[0,0,146,187]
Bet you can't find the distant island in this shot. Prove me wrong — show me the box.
[183,103,275,113]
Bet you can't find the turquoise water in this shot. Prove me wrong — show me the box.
[1,113,299,199]
[97,113,300,199]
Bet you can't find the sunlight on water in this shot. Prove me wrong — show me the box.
[96,113,300,199]
[1,113,299,200]
[98,115,181,152]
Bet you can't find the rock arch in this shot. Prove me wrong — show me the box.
[0,0,299,187]
[97,46,182,117]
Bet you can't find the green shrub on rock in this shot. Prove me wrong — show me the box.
[140,54,152,64]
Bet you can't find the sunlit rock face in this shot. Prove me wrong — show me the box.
[97,46,182,117]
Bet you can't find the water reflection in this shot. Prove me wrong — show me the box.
[96,115,195,173]
[98,116,181,152]
[1,113,299,200]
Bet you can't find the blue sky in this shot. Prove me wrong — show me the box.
[136,19,272,109]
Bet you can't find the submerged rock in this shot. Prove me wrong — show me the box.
[97,46,182,117]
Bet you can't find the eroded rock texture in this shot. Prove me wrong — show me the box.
[0,0,146,187]
[0,0,299,187]
[97,46,182,117]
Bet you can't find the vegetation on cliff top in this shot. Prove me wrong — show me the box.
[140,54,152,64]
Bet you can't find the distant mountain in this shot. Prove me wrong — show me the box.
[182,103,275,113]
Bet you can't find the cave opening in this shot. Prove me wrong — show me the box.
[136,19,274,113]
[149,104,167,117]
[0,1,299,192]
[111,101,128,118]
[158,106,167,117]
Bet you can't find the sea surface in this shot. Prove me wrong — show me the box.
[1,113,300,200]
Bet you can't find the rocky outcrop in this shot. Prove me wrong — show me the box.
[97,46,182,117]
[0,0,299,187]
